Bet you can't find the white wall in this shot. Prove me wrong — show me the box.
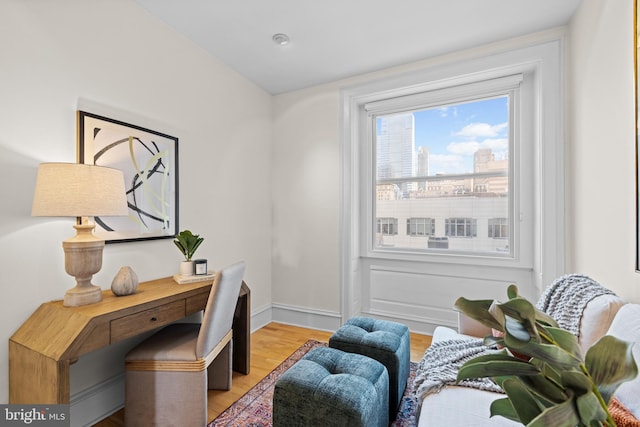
[567,0,640,302]
[0,0,273,417]
[271,87,342,323]
[272,31,563,331]
[271,0,640,331]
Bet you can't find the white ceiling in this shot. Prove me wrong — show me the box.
[133,0,582,95]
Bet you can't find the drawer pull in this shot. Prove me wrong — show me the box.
[150,317,158,322]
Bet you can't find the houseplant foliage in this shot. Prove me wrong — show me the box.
[173,229,204,261]
[455,285,637,427]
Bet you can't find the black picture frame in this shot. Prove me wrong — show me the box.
[78,111,179,243]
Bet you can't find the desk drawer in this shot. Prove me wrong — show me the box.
[186,292,209,316]
[110,300,186,342]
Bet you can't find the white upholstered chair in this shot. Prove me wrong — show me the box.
[125,261,246,427]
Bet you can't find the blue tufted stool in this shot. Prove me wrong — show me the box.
[273,346,389,427]
[329,317,410,420]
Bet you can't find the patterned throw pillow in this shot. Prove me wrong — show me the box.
[609,397,640,427]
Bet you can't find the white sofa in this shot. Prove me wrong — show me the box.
[417,293,640,426]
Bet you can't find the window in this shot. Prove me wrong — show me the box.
[407,218,435,236]
[342,39,564,324]
[488,218,508,239]
[376,218,398,235]
[371,90,514,255]
[445,218,477,237]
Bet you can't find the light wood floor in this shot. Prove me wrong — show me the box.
[93,322,432,426]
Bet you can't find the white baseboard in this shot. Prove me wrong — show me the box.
[70,374,124,427]
[258,303,441,335]
[270,303,342,332]
[250,303,273,332]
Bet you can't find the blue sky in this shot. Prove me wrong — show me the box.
[414,95,508,174]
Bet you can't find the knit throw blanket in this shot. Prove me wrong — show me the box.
[535,274,615,337]
[413,274,615,411]
[413,338,504,403]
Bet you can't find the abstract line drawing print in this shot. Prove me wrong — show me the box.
[78,111,178,243]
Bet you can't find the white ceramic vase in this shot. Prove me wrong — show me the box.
[180,260,195,276]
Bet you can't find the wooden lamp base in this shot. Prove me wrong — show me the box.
[62,222,105,307]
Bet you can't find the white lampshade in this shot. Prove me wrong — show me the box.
[32,163,128,217]
[31,162,128,306]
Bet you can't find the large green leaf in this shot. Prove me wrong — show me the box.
[527,394,581,427]
[502,378,545,425]
[533,309,558,329]
[560,370,593,393]
[576,391,609,426]
[504,285,556,328]
[489,300,507,330]
[586,335,638,403]
[454,297,503,331]
[531,358,563,386]
[544,326,583,359]
[505,336,582,369]
[498,298,538,339]
[506,284,520,300]
[490,397,521,423]
[504,315,533,342]
[519,373,568,403]
[498,298,540,341]
[483,335,503,347]
[457,354,541,381]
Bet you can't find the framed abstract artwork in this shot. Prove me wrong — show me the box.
[78,111,179,243]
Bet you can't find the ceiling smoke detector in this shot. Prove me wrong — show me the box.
[272,33,290,46]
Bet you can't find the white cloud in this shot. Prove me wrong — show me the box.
[447,138,508,156]
[429,154,467,174]
[481,138,508,151]
[436,106,457,118]
[447,141,480,156]
[425,120,508,174]
[455,122,508,138]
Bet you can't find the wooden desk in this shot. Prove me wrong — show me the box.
[9,276,250,404]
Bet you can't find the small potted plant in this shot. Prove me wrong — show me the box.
[174,229,204,276]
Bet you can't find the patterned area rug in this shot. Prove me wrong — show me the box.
[208,339,418,427]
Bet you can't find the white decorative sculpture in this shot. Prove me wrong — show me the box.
[111,266,139,296]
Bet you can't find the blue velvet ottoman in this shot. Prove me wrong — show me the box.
[273,346,389,427]
[329,317,410,419]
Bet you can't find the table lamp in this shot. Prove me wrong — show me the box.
[32,163,128,307]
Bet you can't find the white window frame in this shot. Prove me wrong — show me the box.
[340,38,565,320]
[360,73,530,267]
[366,78,521,260]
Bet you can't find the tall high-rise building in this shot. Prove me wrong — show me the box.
[417,146,429,190]
[376,113,415,197]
